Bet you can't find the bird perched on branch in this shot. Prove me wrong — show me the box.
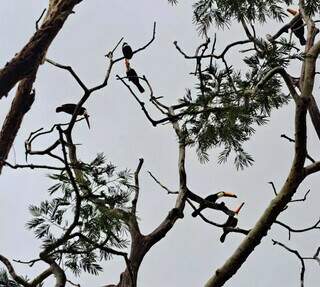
[287,8,306,46]
[220,202,245,243]
[192,191,237,217]
[125,59,145,93]
[56,103,90,129]
[122,42,133,59]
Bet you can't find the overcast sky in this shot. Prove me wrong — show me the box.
[0,1,319,286]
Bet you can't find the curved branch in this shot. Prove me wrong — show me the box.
[65,22,157,135]
[112,22,156,65]
[173,39,251,60]
[3,161,64,171]
[131,158,144,214]
[145,108,187,247]
[252,66,299,101]
[275,218,320,240]
[272,240,305,287]
[46,58,88,92]
[0,255,30,287]
[304,161,320,176]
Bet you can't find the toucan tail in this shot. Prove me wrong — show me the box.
[56,107,63,113]
[220,232,227,243]
[137,83,145,93]
[299,37,306,46]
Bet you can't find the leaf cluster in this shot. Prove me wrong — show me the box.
[0,269,20,287]
[179,43,293,168]
[26,154,133,276]
[171,0,293,36]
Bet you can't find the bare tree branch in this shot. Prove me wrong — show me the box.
[0,254,52,287]
[0,254,31,287]
[275,217,320,240]
[46,58,88,92]
[272,240,306,287]
[3,161,64,171]
[148,171,179,195]
[131,158,144,214]
[281,134,315,163]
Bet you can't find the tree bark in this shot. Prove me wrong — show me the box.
[0,74,36,171]
[0,0,83,173]
[0,0,82,99]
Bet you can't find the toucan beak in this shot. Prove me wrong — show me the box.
[223,192,237,198]
[287,8,298,16]
[84,112,90,129]
[234,202,245,214]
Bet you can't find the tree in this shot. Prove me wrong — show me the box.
[0,1,319,287]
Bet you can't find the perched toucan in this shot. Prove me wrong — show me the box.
[122,42,133,59]
[192,191,237,217]
[220,202,245,243]
[125,59,145,93]
[287,8,306,46]
[56,103,90,129]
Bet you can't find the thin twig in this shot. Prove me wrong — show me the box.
[132,158,144,214]
[13,258,41,267]
[35,8,47,31]
[275,218,320,240]
[291,189,311,203]
[268,181,278,196]
[67,279,81,287]
[148,171,178,195]
[272,240,306,287]
[3,161,64,171]
[281,134,315,163]
[46,59,88,92]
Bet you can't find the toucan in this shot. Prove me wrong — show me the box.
[56,103,90,129]
[125,59,145,93]
[220,202,245,243]
[192,191,237,217]
[122,42,133,59]
[287,8,306,46]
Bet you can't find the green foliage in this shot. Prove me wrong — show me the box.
[0,270,43,287]
[179,40,292,168]
[304,0,320,16]
[167,0,315,169]
[170,0,293,36]
[168,0,178,5]
[0,269,19,287]
[27,154,133,276]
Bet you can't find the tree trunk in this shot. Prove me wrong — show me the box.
[116,225,153,287]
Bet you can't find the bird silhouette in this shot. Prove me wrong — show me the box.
[122,42,133,59]
[56,103,90,129]
[220,202,245,243]
[125,59,145,93]
[192,191,237,217]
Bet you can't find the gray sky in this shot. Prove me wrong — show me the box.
[0,1,319,286]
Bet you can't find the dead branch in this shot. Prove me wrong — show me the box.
[281,134,315,163]
[275,218,320,240]
[131,158,144,214]
[272,239,306,287]
[3,161,64,171]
